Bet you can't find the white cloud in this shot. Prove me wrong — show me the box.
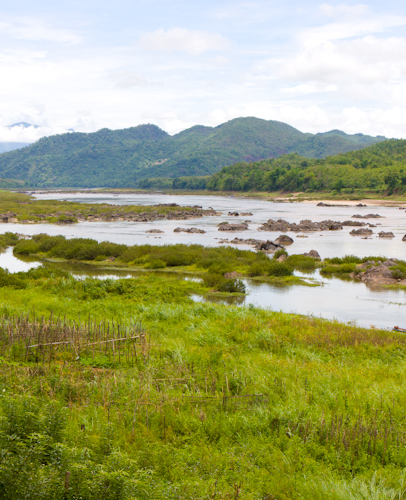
[108,70,162,89]
[280,35,406,88]
[138,28,230,55]
[211,1,277,22]
[0,16,83,44]
[319,3,369,19]
[0,124,73,143]
[281,83,338,95]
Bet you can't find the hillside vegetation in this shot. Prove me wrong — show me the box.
[164,139,406,195]
[0,117,385,188]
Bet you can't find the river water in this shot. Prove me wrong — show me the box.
[0,191,405,329]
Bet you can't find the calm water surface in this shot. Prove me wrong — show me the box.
[1,192,405,329]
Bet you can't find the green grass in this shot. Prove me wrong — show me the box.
[0,266,405,498]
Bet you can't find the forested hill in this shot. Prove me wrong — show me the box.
[0,117,386,187]
[168,139,406,195]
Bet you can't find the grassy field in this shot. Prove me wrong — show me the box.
[0,265,405,498]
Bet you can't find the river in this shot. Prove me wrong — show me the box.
[0,191,405,329]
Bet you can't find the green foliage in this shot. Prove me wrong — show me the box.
[0,118,386,187]
[267,260,293,276]
[248,261,272,276]
[14,235,267,276]
[0,232,20,250]
[274,248,288,259]
[202,272,246,293]
[0,267,27,289]
[285,254,317,271]
[321,263,357,274]
[145,258,166,269]
[0,190,201,224]
[390,264,406,280]
[0,265,404,497]
[176,139,406,195]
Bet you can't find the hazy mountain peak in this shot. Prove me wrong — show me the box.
[8,122,39,129]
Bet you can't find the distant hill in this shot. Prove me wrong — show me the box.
[0,142,30,154]
[0,123,36,154]
[0,117,387,187]
[7,122,39,129]
[171,139,406,195]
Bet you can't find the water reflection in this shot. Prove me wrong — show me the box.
[0,247,40,273]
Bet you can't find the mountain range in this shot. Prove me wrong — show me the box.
[0,117,387,187]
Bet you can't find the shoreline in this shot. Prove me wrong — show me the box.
[27,188,406,207]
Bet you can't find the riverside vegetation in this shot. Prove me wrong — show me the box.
[0,191,213,224]
[1,258,406,499]
[11,233,312,291]
[145,139,406,198]
[12,232,406,289]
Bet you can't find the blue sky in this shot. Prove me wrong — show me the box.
[2,0,406,142]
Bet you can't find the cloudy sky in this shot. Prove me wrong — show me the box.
[1,0,406,142]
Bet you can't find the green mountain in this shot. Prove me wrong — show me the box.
[0,117,387,187]
[177,139,406,195]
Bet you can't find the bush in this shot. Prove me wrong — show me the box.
[203,273,225,288]
[217,279,246,293]
[390,265,406,280]
[0,232,19,249]
[391,269,404,280]
[202,273,246,293]
[145,259,166,269]
[274,249,288,259]
[13,239,40,255]
[321,263,356,274]
[248,262,272,277]
[0,268,27,289]
[285,255,316,271]
[267,261,293,277]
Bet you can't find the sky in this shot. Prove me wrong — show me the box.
[1,0,406,142]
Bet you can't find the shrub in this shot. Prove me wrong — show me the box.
[0,268,27,289]
[145,259,166,269]
[248,262,271,277]
[321,263,356,274]
[267,261,293,277]
[390,265,406,280]
[274,249,288,259]
[0,232,19,249]
[391,269,404,280]
[285,255,316,271]
[217,279,246,293]
[203,273,225,288]
[13,239,40,255]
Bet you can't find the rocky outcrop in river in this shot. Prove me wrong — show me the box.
[274,235,294,245]
[352,214,383,219]
[174,227,206,234]
[78,206,217,223]
[342,220,366,226]
[218,237,287,252]
[350,228,373,236]
[353,259,406,285]
[259,219,343,232]
[218,222,249,231]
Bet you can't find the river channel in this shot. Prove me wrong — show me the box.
[0,192,405,329]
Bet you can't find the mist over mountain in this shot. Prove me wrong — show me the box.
[0,117,387,187]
